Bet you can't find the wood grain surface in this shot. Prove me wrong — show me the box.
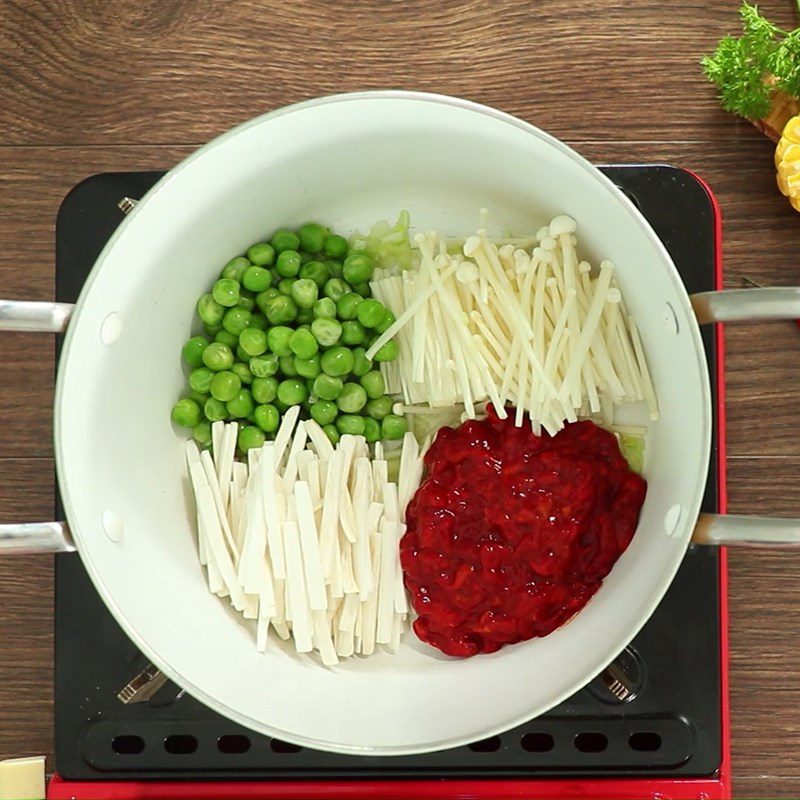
[1,1,798,797]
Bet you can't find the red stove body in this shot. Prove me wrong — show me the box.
[45,167,731,800]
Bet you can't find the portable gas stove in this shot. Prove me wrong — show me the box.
[45,165,730,800]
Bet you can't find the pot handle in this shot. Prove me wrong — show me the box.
[0,522,76,554]
[692,514,799,548]
[689,285,800,548]
[0,300,75,333]
[0,302,77,555]
[689,287,800,324]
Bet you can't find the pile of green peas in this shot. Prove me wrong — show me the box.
[170,222,406,452]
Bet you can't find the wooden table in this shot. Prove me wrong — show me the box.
[1,1,798,796]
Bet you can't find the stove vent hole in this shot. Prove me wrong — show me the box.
[468,735,501,752]
[112,735,145,755]
[520,732,554,752]
[270,738,303,753]
[574,731,608,752]
[218,734,251,754]
[164,734,197,754]
[629,731,662,751]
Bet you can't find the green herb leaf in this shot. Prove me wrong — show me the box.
[702,2,799,120]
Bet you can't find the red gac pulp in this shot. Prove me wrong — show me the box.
[401,410,647,657]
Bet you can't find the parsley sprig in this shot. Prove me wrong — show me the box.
[702,3,799,120]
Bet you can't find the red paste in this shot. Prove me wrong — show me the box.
[401,410,647,657]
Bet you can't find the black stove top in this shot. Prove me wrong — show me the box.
[53,166,723,781]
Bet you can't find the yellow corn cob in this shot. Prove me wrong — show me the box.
[776,115,800,213]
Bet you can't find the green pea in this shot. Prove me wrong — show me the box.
[277,378,308,406]
[231,362,253,385]
[225,387,254,419]
[221,256,250,282]
[254,403,280,433]
[314,297,336,318]
[337,382,368,413]
[214,329,238,349]
[189,367,214,394]
[210,371,241,402]
[279,354,299,376]
[197,293,225,326]
[266,295,297,325]
[352,282,371,298]
[373,339,399,362]
[296,307,314,324]
[256,288,280,314]
[382,414,407,440]
[236,344,250,362]
[249,312,268,330]
[204,397,228,422]
[340,320,366,346]
[299,251,313,265]
[291,277,319,309]
[336,414,366,435]
[267,326,293,356]
[239,327,268,356]
[359,370,385,399]
[204,322,222,337]
[202,342,234,372]
[171,398,202,428]
[299,260,330,289]
[276,250,301,278]
[182,336,209,367]
[289,328,318,360]
[298,222,329,253]
[323,278,350,301]
[222,306,251,335]
[277,278,294,296]
[311,317,342,347]
[343,252,374,284]
[295,353,321,379]
[213,278,240,307]
[336,292,363,320]
[242,266,271,293]
[363,417,381,443]
[271,229,300,253]
[313,373,344,401]
[247,242,276,266]
[238,425,266,452]
[366,394,393,420]
[320,346,354,377]
[356,299,386,329]
[251,376,278,404]
[374,308,396,334]
[351,347,372,377]
[193,419,213,446]
[325,259,344,279]
[323,424,340,445]
[189,390,210,407]
[310,399,338,426]
[323,233,348,260]
[237,291,255,311]
[250,353,279,378]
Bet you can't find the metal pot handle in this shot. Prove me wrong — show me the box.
[690,287,799,324]
[0,300,74,333]
[0,301,77,554]
[689,286,800,548]
[693,514,799,548]
[0,522,75,554]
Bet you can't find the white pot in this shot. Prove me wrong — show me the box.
[1,92,798,755]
